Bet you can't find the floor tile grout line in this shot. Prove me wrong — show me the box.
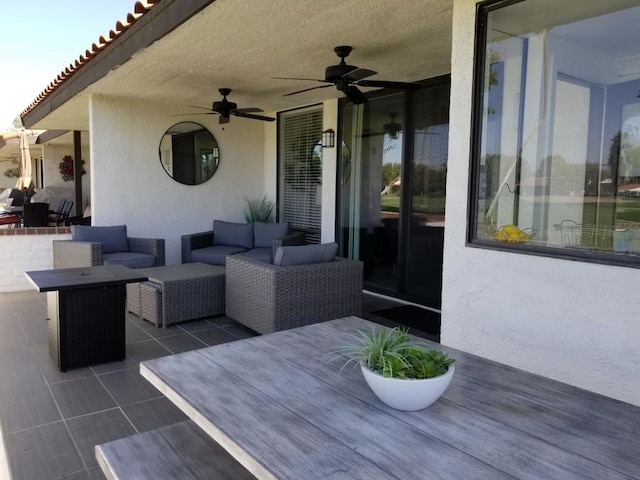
[43,359,93,473]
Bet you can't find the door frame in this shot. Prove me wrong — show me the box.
[336,74,451,308]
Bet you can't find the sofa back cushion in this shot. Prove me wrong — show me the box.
[273,242,338,267]
[253,222,289,248]
[213,220,254,249]
[72,225,129,253]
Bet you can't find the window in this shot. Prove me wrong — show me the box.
[278,106,323,243]
[471,0,640,264]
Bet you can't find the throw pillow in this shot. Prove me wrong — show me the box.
[213,220,254,249]
[71,225,129,253]
[273,242,338,267]
[253,222,289,248]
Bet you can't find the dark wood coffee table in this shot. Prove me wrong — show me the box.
[25,264,147,371]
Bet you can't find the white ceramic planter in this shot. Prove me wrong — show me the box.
[361,364,455,411]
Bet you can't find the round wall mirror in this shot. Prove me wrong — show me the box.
[159,122,220,185]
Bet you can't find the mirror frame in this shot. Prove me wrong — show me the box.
[159,122,220,185]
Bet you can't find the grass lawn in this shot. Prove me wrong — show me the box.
[381,194,445,214]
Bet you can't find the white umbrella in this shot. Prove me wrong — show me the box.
[15,129,32,190]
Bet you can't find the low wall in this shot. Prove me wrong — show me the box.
[0,227,71,292]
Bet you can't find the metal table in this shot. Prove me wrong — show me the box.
[25,264,147,371]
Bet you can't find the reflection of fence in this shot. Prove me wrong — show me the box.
[554,220,614,249]
[554,220,640,252]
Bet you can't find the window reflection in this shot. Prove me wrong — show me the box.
[473,1,640,258]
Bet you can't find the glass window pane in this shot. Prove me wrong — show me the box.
[473,0,640,259]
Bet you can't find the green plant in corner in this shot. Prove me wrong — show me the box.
[336,327,454,379]
[243,196,275,223]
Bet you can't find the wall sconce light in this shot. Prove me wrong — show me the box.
[322,129,335,148]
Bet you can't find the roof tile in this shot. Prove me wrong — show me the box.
[20,1,160,119]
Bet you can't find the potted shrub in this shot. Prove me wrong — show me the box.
[243,196,275,223]
[336,327,455,411]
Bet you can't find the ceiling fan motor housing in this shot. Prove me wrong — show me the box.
[213,100,237,113]
[325,64,357,82]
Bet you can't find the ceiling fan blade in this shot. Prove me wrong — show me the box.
[342,68,376,83]
[186,104,214,111]
[283,83,333,97]
[273,77,328,82]
[234,107,263,113]
[172,112,219,117]
[283,84,333,97]
[356,79,422,89]
[233,112,275,122]
[343,85,368,105]
[219,114,230,125]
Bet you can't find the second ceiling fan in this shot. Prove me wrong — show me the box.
[276,46,422,104]
[180,88,275,124]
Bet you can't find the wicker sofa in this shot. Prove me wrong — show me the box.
[182,220,305,265]
[53,225,165,269]
[225,243,363,334]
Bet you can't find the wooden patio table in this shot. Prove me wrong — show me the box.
[140,316,640,480]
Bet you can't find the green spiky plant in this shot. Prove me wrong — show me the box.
[336,327,454,379]
[243,196,275,223]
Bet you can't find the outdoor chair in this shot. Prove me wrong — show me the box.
[48,199,67,215]
[182,220,306,265]
[48,199,74,226]
[0,213,20,227]
[225,242,363,334]
[22,202,50,227]
[53,224,165,269]
[62,205,92,226]
[8,189,25,207]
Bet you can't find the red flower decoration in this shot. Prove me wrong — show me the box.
[59,155,86,182]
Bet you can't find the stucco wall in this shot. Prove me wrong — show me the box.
[41,143,91,195]
[443,0,640,406]
[89,96,266,265]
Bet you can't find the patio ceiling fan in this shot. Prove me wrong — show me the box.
[177,88,275,124]
[275,46,421,105]
[360,113,403,139]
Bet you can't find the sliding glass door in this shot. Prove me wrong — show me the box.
[338,77,450,308]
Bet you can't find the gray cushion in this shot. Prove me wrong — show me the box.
[72,225,129,254]
[213,220,254,249]
[103,252,156,268]
[274,242,339,267]
[237,247,273,264]
[253,222,289,248]
[191,245,248,265]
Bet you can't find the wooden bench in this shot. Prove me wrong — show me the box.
[96,421,256,480]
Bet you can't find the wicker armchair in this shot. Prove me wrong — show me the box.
[225,254,363,334]
[53,225,165,269]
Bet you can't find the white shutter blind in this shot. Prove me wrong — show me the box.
[278,106,323,244]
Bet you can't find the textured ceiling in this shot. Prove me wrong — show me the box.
[31,0,453,130]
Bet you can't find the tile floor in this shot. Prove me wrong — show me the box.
[0,290,437,479]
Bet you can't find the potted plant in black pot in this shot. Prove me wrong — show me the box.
[336,326,455,411]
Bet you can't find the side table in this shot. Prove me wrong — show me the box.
[25,264,147,371]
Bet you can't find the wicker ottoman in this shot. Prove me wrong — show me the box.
[127,263,226,327]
